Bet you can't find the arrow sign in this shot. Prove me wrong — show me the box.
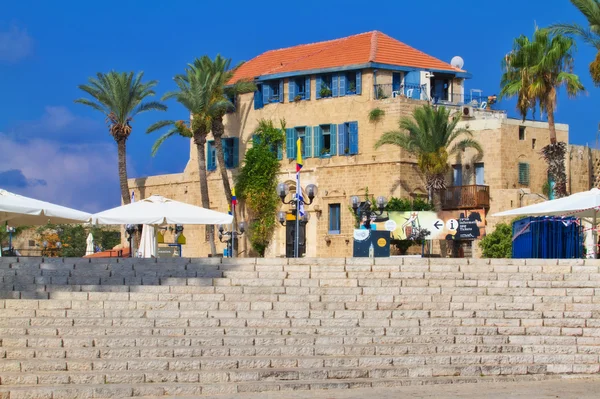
[433,219,444,230]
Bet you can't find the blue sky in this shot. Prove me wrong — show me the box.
[0,0,597,212]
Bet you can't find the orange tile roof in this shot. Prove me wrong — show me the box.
[229,31,463,83]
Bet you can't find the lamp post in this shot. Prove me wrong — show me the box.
[6,226,15,256]
[218,222,246,258]
[125,225,137,257]
[42,240,48,257]
[277,182,317,258]
[350,195,387,229]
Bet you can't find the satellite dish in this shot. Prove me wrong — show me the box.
[451,56,464,69]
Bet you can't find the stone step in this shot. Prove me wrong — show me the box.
[6,342,574,360]
[1,353,597,376]
[0,361,586,388]
[0,374,567,399]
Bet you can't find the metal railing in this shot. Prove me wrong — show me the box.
[441,185,490,210]
[374,84,427,100]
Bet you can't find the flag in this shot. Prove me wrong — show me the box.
[231,187,237,206]
[228,204,232,215]
[296,138,303,172]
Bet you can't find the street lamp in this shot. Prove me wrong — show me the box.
[42,240,48,257]
[351,195,387,229]
[218,222,247,258]
[5,226,15,256]
[125,224,137,257]
[277,182,317,258]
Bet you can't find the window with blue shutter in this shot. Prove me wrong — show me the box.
[304,127,312,158]
[328,203,341,234]
[254,85,264,110]
[337,123,347,155]
[518,163,530,186]
[475,163,484,185]
[305,76,311,100]
[404,71,420,99]
[355,71,362,95]
[317,74,333,98]
[338,74,346,96]
[286,128,296,159]
[276,142,283,160]
[288,79,296,102]
[313,126,322,157]
[332,74,338,97]
[453,165,463,186]
[329,124,337,155]
[207,141,216,171]
[262,80,283,104]
[221,138,239,169]
[348,121,358,155]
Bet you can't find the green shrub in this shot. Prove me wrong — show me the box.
[479,223,512,258]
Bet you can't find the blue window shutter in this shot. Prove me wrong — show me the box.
[254,86,263,110]
[286,128,295,159]
[332,74,338,97]
[277,142,283,160]
[330,124,337,156]
[304,127,312,158]
[316,76,322,99]
[313,126,321,157]
[288,79,296,102]
[337,123,347,155]
[356,71,362,95]
[305,76,311,99]
[339,74,346,96]
[453,165,463,186]
[475,163,484,185]
[232,138,239,168]
[392,72,401,91]
[207,140,215,171]
[262,83,270,104]
[349,122,359,155]
[222,139,230,168]
[279,80,283,103]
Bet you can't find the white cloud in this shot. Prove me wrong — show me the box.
[0,25,33,63]
[13,106,103,142]
[0,133,122,212]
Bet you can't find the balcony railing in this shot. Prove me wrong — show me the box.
[441,185,490,210]
[374,84,428,100]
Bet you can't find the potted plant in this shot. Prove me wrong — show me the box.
[320,147,330,157]
[320,84,332,98]
[294,94,303,102]
[344,147,350,155]
[376,86,388,99]
[348,82,356,94]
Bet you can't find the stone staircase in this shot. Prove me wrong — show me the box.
[1,256,600,398]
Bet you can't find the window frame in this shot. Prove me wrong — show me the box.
[518,162,530,186]
[519,125,526,140]
[328,203,341,234]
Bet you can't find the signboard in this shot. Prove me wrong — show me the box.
[157,247,176,258]
[386,209,486,241]
[352,230,391,257]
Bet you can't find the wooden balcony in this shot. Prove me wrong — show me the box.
[441,185,490,210]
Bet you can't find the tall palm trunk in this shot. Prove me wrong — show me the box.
[544,98,568,197]
[211,116,233,205]
[116,139,131,205]
[194,132,217,256]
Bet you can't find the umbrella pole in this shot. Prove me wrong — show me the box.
[594,212,598,259]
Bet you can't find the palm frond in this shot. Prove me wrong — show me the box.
[73,98,109,115]
[151,128,179,156]
[133,101,168,117]
[146,120,175,134]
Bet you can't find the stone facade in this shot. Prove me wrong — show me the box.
[129,67,591,258]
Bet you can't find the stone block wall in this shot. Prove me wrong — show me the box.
[1,257,600,397]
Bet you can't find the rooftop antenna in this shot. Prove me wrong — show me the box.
[450,56,464,70]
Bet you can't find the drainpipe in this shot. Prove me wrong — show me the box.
[373,69,377,99]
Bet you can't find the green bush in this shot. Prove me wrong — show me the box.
[479,223,512,258]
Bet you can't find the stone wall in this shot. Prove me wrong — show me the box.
[1,257,600,398]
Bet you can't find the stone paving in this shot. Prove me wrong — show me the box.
[184,377,600,399]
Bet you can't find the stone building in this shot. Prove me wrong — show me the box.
[129,31,594,258]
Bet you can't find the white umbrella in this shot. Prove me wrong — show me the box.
[137,224,156,258]
[91,194,233,225]
[0,189,92,226]
[492,188,600,257]
[92,195,233,258]
[85,233,94,256]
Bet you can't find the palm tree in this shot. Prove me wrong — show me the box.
[374,105,482,210]
[75,71,166,205]
[189,55,256,205]
[500,28,584,196]
[550,0,600,85]
[147,67,227,256]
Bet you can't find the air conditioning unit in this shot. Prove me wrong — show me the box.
[462,106,475,118]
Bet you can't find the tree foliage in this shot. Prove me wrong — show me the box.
[550,0,600,86]
[235,119,285,256]
[36,224,121,258]
[501,28,584,198]
[385,197,434,212]
[374,105,482,210]
[479,223,513,258]
[75,71,166,205]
